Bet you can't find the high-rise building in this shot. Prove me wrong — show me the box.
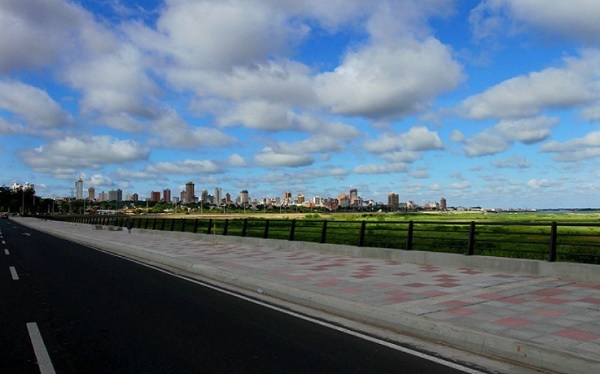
[185,182,195,203]
[88,187,95,200]
[215,187,222,204]
[297,193,305,204]
[75,178,84,200]
[440,197,447,210]
[388,193,399,209]
[239,190,249,205]
[201,189,208,203]
[349,188,358,205]
[132,193,138,202]
[151,191,161,202]
[163,189,171,203]
[108,189,122,201]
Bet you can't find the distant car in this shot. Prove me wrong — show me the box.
[1,213,8,219]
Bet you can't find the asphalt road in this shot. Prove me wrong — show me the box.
[1,218,478,373]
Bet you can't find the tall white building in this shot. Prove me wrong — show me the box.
[75,178,84,200]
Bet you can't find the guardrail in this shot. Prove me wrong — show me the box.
[45,215,600,264]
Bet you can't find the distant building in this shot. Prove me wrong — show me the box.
[75,178,83,200]
[108,189,122,202]
[185,182,195,203]
[132,193,138,202]
[388,193,399,209]
[215,187,222,204]
[88,187,95,200]
[297,193,305,204]
[163,189,171,203]
[239,190,249,205]
[440,197,447,210]
[151,191,161,202]
[349,188,358,205]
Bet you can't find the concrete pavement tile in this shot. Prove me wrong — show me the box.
[502,328,546,340]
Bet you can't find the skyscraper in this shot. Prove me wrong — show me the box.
[185,182,195,203]
[350,188,358,205]
[388,193,399,209]
[75,178,83,200]
[215,187,222,204]
[163,189,171,203]
[88,186,95,200]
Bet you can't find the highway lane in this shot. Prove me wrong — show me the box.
[1,219,482,373]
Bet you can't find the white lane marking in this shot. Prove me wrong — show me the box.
[10,266,19,280]
[110,252,484,374]
[23,233,31,237]
[26,322,56,374]
[4,249,9,255]
[2,240,5,244]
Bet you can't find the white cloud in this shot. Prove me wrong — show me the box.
[146,0,308,71]
[0,0,90,72]
[527,178,552,189]
[353,163,409,174]
[146,159,220,174]
[540,131,600,162]
[20,136,150,174]
[62,44,159,119]
[0,80,72,128]
[471,0,600,44]
[150,109,234,148]
[458,52,600,120]
[217,100,293,131]
[456,117,557,157]
[492,156,531,169]
[364,126,444,153]
[254,147,313,167]
[316,38,463,120]
[228,154,247,167]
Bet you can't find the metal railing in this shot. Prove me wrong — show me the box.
[46,215,600,264]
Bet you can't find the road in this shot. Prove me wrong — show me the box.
[1,218,482,373]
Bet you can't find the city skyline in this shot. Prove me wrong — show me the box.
[1,1,599,209]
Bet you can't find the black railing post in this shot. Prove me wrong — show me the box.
[207,219,213,234]
[467,221,476,255]
[170,219,175,231]
[549,221,558,262]
[161,218,166,231]
[264,219,270,239]
[181,218,186,232]
[358,221,366,247]
[193,218,199,233]
[406,221,414,250]
[242,219,248,237]
[320,220,328,244]
[223,219,229,236]
[152,219,157,230]
[289,219,296,241]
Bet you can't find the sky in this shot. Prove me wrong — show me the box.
[1,0,600,209]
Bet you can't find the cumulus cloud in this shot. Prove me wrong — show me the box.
[455,117,557,157]
[492,156,531,169]
[471,0,600,44]
[228,154,247,167]
[254,147,313,167]
[0,0,89,72]
[364,126,444,153]
[353,163,409,174]
[540,131,600,162]
[316,38,463,120]
[457,51,600,120]
[20,136,150,174]
[0,80,73,128]
[146,159,220,174]
[150,109,234,148]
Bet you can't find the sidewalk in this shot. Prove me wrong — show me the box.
[16,218,600,373]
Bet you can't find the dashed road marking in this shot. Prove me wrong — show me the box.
[4,249,9,255]
[26,322,56,374]
[9,266,19,280]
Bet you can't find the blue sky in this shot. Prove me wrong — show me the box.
[1,0,599,209]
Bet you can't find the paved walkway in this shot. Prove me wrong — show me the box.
[15,218,600,373]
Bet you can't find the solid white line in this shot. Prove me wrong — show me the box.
[4,249,9,255]
[26,322,56,374]
[112,253,484,374]
[9,266,19,280]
